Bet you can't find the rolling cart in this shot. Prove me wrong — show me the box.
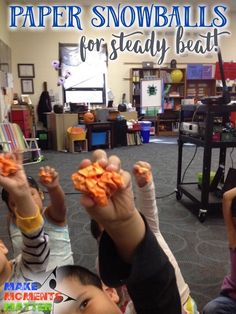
[176,103,236,222]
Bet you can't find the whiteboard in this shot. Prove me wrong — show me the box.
[141,79,163,113]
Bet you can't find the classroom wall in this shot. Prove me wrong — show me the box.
[0,1,11,122]
[0,0,10,46]
[5,3,236,110]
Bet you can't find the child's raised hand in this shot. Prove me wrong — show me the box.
[78,149,136,226]
[38,166,59,189]
[133,161,152,188]
[0,152,29,199]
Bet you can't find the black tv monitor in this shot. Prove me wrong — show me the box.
[69,103,88,113]
[65,88,105,105]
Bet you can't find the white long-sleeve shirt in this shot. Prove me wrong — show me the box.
[136,180,190,305]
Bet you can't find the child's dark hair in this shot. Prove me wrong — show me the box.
[90,219,102,240]
[1,176,39,211]
[57,265,103,290]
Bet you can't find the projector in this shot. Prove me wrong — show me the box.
[180,122,199,135]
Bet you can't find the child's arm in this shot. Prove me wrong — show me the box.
[221,188,236,297]
[0,153,49,273]
[133,162,191,306]
[19,221,50,273]
[39,166,67,224]
[223,187,236,249]
[133,161,160,234]
[80,150,145,263]
[78,150,182,313]
[0,153,38,218]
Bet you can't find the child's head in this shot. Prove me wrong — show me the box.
[1,176,43,215]
[54,265,121,314]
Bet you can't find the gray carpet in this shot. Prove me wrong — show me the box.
[1,138,235,311]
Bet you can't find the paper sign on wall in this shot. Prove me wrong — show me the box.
[141,79,163,114]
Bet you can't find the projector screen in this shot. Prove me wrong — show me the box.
[65,88,104,104]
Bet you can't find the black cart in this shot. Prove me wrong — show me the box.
[176,103,236,222]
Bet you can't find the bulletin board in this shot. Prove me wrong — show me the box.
[215,62,236,80]
[187,64,213,79]
[141,79,163,114]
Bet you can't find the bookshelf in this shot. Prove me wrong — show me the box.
[186,64,216,101]
[186,79,216,101]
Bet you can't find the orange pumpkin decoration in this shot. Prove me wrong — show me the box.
[84,112,95,124]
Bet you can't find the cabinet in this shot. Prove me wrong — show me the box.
[46,113,78,151]
[9,105,33,138]
[176,103,236,222]
[130,67,186,135]
[86,122,114,151]
[157,111,179,136]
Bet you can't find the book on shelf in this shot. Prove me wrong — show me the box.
[143,70,151,77]
[164,99,174,109]
[169,91,180,97]
[160,70,172,83]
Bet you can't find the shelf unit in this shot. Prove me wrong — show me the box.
[176,103,236,222]
[186,79,216,101]
[157,110,180,136]
[130,67,186,135]
[159,68,186,135]
[216,86,236,101]
[160,68,186,111]
[185,63,215,101]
